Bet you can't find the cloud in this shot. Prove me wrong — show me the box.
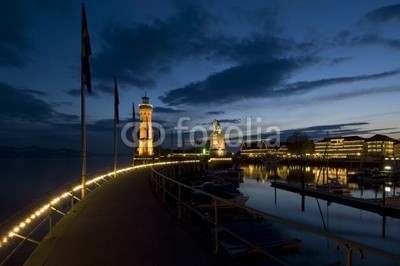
[218,35,291,64]
[0,82,78,123]
[281,69,400,95]
[22,89,47,96]
[92,5,217,88]
[160,58,303,106]
[300,122,369,133]
[334,4,400,50]
[160,58,399,106]
[64,88,101,99]
[310,86,400,103]
[219,119,241,124]
[153,107,184,113]
[364,4,400,24]
[329,57,353,66]
[205,111,224,115]
[0,1,35,68]
[274,122,373,141]
[65,89,80,97]
[342,34,400,50]
[92,3,304,98]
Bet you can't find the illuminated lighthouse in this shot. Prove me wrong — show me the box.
[137,94,153,156]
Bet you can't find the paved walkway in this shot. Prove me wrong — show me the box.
[25,168,220,265]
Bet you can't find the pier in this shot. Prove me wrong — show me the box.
[271,180,400,239]
[25,166,223,265]
[270,181,400,219]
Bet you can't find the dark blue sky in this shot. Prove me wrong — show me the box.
[1,1,399,153]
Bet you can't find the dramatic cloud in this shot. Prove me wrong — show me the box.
[339,33,400,50]
[65,89,80,97]
[300,122,369,132]
[274,122,372,141]
[281,69,400,95]
[92,6,217,88]
[310,86,400,103]
[334,4,400,50]
[0,1,35,68]
[219,119,241,124]
[329,57,353,66]
[205,111,224,115]
[92,3,302,96]
[153,107,184,113]
[160,58,303,106]
[0,82,78,122]
[22,89,47,96]
[160,59,399,106]
[364,4,400,24]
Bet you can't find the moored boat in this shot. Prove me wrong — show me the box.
[315,179,350,195]
[202,168,243,183]
[191,181,249,208]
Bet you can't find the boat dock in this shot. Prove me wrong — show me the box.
[270,181,400,219]
[25,167,225,265]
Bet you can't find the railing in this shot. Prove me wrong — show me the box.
[150,164,400,266]
[0,165,130,265]
[0,160,199,265]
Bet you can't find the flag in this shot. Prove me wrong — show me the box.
[82,3,92,94]
[114,77,119,125]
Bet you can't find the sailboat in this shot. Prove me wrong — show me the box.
[311,133,350,195]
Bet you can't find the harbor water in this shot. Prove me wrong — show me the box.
[240,164,400,265]
[0,156,132,222]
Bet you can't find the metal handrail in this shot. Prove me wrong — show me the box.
[0,160,200,265]
[151,165,288,265]
[150,164,400,266]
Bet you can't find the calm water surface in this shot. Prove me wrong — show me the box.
[0,156,132,222]
[240,164,400,265]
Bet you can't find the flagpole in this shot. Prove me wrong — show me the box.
[113,112,117,178]
[81,5,87,200]
[81,3,92,199]
[132,102,135,168]
[81,72,87,199]
[113,77,118,178]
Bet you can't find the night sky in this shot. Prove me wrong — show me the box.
[1,0,400,153]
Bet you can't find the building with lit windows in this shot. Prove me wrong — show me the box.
[314,134,398,159]
[394,143,400,158]
[314,136,365,159]
[240,141,289,157]
[240,141,266,157]
[365,134,396,158]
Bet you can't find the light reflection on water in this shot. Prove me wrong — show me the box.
[240,164,400,265]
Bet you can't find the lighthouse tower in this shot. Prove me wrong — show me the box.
[137,94,153,156]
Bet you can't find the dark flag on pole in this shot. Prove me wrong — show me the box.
[114,77,119,125]
[82,3,92,94]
